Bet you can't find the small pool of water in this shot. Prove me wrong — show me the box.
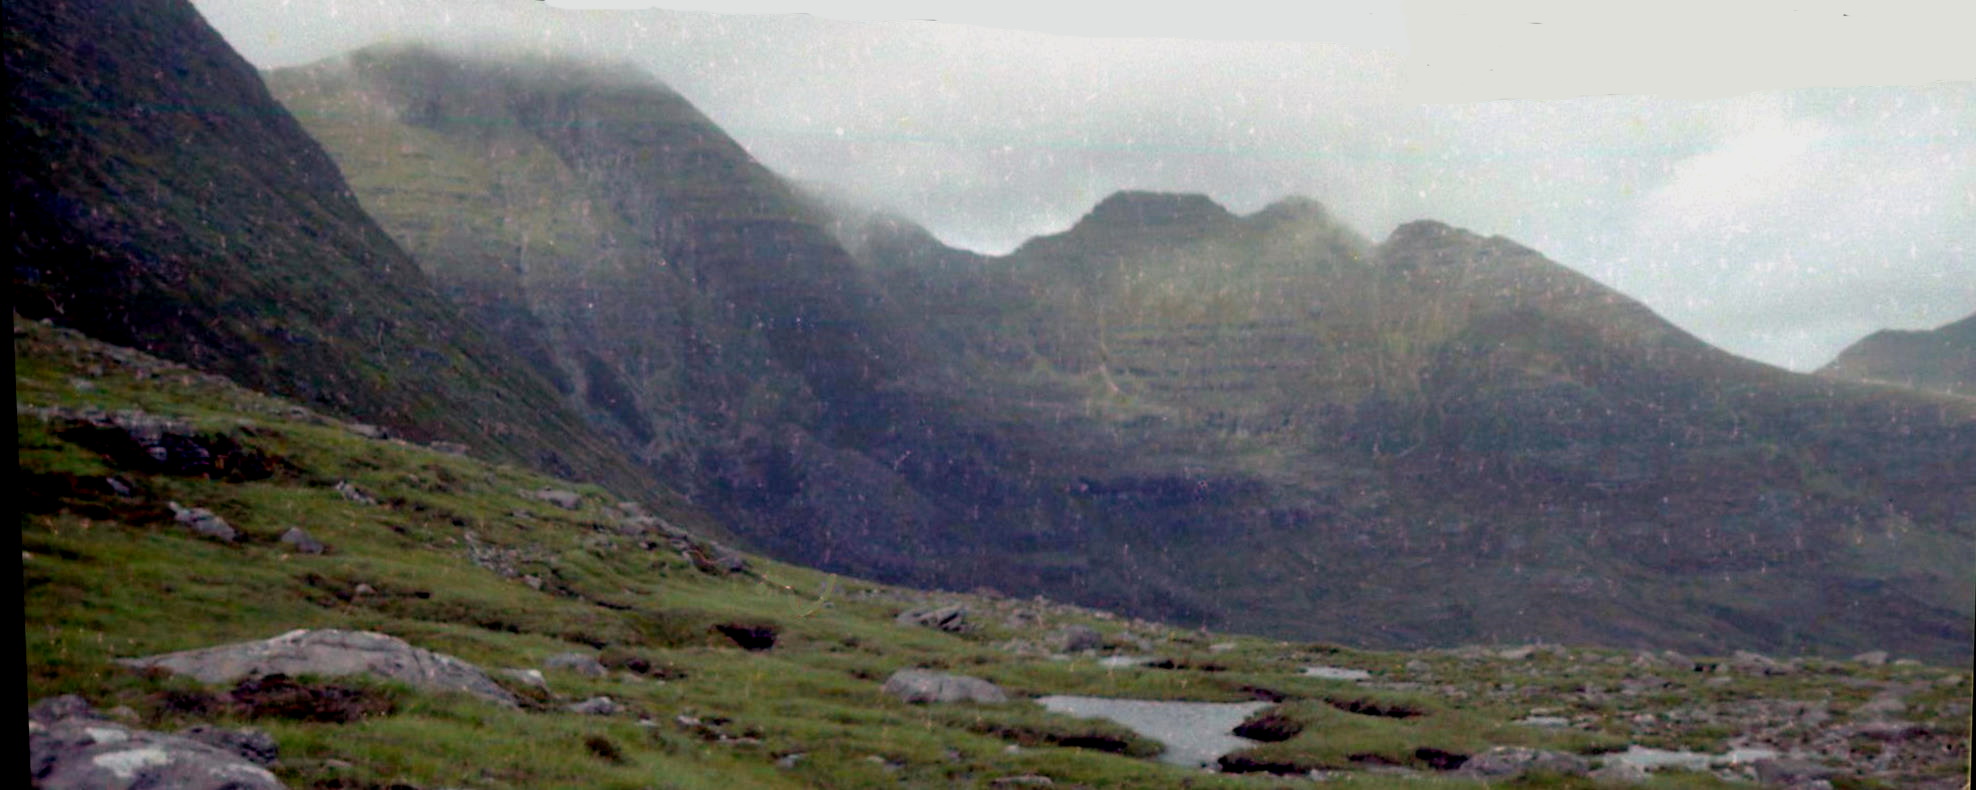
[1035,695,1271,768]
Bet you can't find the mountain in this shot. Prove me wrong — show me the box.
[840,197,1976,663]
[260,45,1971,661]
[1819,313,1976,398]
[24,316,1969,788]
[6,0,655,500]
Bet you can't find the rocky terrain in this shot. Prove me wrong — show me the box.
[19,316,1972,788]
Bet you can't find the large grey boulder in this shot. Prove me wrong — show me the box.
[897,604,969,633]
[117,629,518,706]
[28,697,283,790]
[881,669,1008,704]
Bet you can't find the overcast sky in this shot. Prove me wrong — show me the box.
[190,0,1974,371]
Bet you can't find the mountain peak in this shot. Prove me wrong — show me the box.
[1077,191,1233,232]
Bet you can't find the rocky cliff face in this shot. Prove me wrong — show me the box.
[6,0,647,495]
[1820,313,1975,398]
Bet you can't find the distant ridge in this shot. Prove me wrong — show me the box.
[1820,313,1976,398]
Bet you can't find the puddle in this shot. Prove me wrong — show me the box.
[1602,745,1781,771]
[1302,665,1372,681]
[1036,695,1271,768]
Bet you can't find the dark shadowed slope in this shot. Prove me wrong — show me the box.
[844,199,1976,663]
[1820,312,1976,398]
[6,0,651,495]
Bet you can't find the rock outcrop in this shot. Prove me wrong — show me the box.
[118,629,518,706]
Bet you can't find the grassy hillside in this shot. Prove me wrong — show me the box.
[20,316,1970,789]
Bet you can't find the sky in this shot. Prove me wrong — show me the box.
[189,0,1975,371]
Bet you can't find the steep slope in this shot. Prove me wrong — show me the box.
[841,198,1976,663]
[1819,312,1976,397]
[266,46,1004,583]
[5,0,649,495]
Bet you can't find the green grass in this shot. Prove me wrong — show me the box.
[19,317,1972,788]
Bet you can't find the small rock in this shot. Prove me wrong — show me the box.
[1514,716,1571,728]
[1850,650,1889,667]
[543,652,608,677]
[1049,625,1103,653]
[566,696,618,716]
[344,423,387,440]
[529,488,582,510]
[498,668,548,691]
[279,527,326,555]
[896,604,968,633]
[352,583,376,596]
[1589,760,1650,784]
[990,775,1055,787]
[177,725,279,766]
[1208,642,1239,653]
[29,695,96,724]
[881,669,1007,704]
[333,481,376,505]
[105,476,134,496]
[428,441,470,456]
[1753,757,1836,786]
[775,752,806,769]
[168,502,236,542]
[1462,746,1590,777]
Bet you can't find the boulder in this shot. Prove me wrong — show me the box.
[1460,746,1590,777]
[176,725,279,766]
[116,629,517,706]
[881,669,1008,704]
[279,527,326,555]
[28,698,283,790]
[897,604,969,633]
[168,502,236,542]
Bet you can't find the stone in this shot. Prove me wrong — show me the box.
[544,652,608,677]
[1850,650,1889,667]
[1753,757,1836,786]
[279,527,326,555]
[896,604,969,633]
[529,488,583,510]
[344,423,387,440]
[499,668,548,691]
[1050,625,1103,653]
[1730,650,1793,676]
[1461,746,1590,777]
[1514,716,1571,728]
[990,775,1055,787]
[168,502,236,542]
[1589,760,1650,784]
[28,701,283,790]
[116,628,517,706]
[566,696,618,716]
[881,669,1008,704]
[333,480,376,505]
[428,441,470,456]
[176,725,278,766]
